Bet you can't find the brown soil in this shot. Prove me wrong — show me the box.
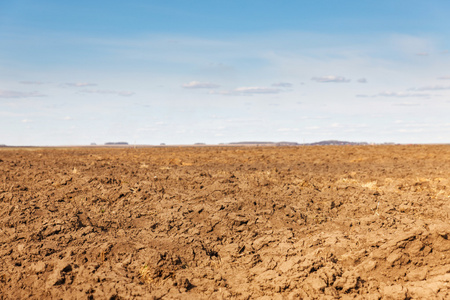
[1,145,450,299]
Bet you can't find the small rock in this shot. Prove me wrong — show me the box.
[386,251,404,266]
[382,284,407,300]
[31,261,46,274]
[307,276,327,291]
[406,268,427,281]
[363,260,377,272]
[278,257,301,273]
[334,271,360,292]
[46,270,65,288]
[407,285,435,299]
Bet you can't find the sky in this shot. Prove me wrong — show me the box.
[1,1,450,146]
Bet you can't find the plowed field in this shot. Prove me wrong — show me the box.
[1,145,450,299]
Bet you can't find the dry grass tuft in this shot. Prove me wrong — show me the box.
[139,265,153,284]
[361,181,377,190]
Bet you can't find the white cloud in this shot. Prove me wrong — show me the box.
[0,90,46,98]
[311,76,350,83]
[64,116,73,120]
[235,87,281,94]
[80,89,135,97]
[377,91,430,98]
[408,85,450,91]
[65,82,98,87]
[437,76,450,80]
[357,78,367,83]
[117,91,135,97]
[272,82,293,87]
[182,81,220,89]
[22,119,32,123]
[210,86,281,96]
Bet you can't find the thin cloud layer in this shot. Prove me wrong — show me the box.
[19,81,45,85]
[182,81,220,89]
[235,87,281,94]
[64,82,98,87]
[357,91,433,98]
[277,128,300,132]
[272,82,293,87]
[311,76,350,83]
[211,86,281,96]
[357,78,367,83]
[377,91,430,98]
[408,85,450,91]
[80,89,135,97]
[0,90,46,98]
[393,102,420,106]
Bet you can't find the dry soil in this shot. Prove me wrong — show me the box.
[1,145,450,299]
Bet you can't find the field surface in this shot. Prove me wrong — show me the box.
[2,145,450,299]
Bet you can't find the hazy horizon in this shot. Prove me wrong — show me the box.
[0,139,439,148]
[1,1,450,146]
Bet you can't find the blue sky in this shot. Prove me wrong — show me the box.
[1,1,450,145]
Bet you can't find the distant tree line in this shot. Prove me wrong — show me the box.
[104,142,129,145]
